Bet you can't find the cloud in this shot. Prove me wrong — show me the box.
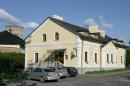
[25,22,39,29]
[83,16,113,30]
[0,9,22,24]
[83,18,98,27]
[99,16,113,29]
[0,9,38,29]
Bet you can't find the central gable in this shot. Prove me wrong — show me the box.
[26,18,77,44]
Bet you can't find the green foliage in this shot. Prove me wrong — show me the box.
[128,76,130,80]
[126,49,130,64]
[0,53,25,73]
[0,73,25,81]
[86,68,129,75]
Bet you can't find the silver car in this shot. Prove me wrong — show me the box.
[27,67,60,82]
[49,67,68,78]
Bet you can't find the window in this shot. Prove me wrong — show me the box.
[33,68,39,72]
[107,54,109,64]
[95,53,98,63]
[111,54,114,64]
[43,34,46,42]
[37,68,42,72]
[55,32,59,41]
[35,53,38,63]
[85,52,88,63]
[121,56,123,63]
[33,68,42,72]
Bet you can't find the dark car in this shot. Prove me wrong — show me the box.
[65,67,78,77]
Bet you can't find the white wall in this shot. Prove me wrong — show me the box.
[101,42,126,69]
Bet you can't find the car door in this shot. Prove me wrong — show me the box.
[35,68,44,80]
[30,68,39,79]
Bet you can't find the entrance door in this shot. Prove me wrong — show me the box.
[55,51,64,64]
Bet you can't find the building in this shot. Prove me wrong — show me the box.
[5,25,24,39]
[25,16,127,73]
[0,25,25,53]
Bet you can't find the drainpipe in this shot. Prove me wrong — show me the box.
[81,40,84,74]
[100,46,102,70]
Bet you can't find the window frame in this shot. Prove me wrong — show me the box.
[43,34,46,42]
[107,54,109,64]
[34,53,38,63]
[121,56,123,64]
[55,32,59,41]
[95,53,98,64]
[111,54,114,64]
[85,51,88,63]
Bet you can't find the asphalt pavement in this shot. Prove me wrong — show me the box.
[7,71,130,86]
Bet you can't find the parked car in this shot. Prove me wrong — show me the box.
[27,67,60,82]
[65,67,78,77]
[49,67,68,78]
[23,67,35,75]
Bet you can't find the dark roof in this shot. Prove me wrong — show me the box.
[49,17,127,48]
[25,17,127,48]
[49,17,89,32]
[49,17,105,43]
[0,31,25,48]
[113,42,128,49]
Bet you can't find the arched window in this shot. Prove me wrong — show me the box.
[55,32,59,41]
[43,34,46,42]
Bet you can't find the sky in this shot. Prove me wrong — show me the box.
[0,0,130,44]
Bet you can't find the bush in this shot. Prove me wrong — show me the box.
[126,49,130,66]
[0,53,25,73]
[128,76,130,80]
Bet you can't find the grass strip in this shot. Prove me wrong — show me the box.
[86,68,129,75]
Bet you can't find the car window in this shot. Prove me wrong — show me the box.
[49,67,55,70]
[33,68,42,72]
[57,67,64,70]
[33,68,39,72]
[37,68,42,72]
[44,68,55,72]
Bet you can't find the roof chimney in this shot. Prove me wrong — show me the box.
[52,15,64,21]
[88,26,106,38]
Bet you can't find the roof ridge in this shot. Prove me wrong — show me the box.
[49,17,89,32]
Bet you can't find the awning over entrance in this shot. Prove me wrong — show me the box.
[45,49,66,67]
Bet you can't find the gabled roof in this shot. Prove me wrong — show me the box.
[49,17,89,32]
[113,42,128,49]
[25,17,127,48]
[101,41,128,49]
[49,17,105,43]
[0,31,25,48]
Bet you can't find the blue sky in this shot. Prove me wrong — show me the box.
[0,0,130,44]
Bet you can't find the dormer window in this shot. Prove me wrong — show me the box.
[55,32,59,41]
[43,34,46,42]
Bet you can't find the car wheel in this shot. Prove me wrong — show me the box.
[55,79,59,82]
[40,77,44,82]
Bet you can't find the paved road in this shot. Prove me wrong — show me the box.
[7,71,130,86]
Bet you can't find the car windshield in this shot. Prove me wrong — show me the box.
[57,67,65,70]
[49,67,57,71]
[44,68,55,72]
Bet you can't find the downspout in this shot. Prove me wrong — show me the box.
[81,40,83,73]
[100,46,102,70]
